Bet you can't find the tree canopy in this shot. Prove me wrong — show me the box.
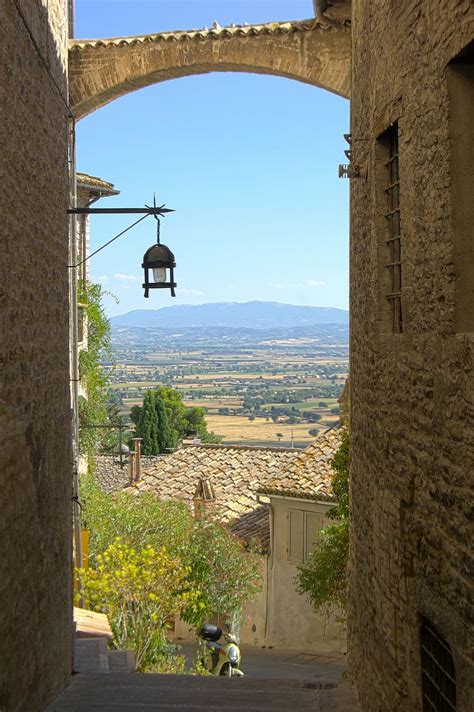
[135,390,175,455]
[79,473,262,666]
[131,386,221,451]
[295,427,350,616]
[78,280,114,456]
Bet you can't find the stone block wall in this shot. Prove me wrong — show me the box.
[0,1,72,710]
[349,1,473,710]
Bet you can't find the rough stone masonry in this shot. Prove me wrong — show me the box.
[0,2,72,711]
[349,1,474,710]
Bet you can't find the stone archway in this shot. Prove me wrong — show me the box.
[69,19,351,119]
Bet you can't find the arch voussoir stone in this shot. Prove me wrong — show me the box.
[69,20,351,119]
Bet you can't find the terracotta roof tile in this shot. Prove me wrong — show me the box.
[257,426,344,502]
[125,430,343,550]
[125,443,299,549]
[69,19,325,51]
[230,506,270,551]
[77,172,119,195]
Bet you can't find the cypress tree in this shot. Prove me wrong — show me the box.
[137,391,160,455]
[155,395,174,453]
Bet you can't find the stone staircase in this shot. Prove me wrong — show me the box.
[74,638,136,674]
[50,637,361,710]
[46,671,360,711]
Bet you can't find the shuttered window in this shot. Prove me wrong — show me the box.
[288,509,304,562]
[288,509,325,563]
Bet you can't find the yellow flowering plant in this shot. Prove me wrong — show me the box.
[78,538,203,671]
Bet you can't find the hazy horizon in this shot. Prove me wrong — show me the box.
[110,298,349,319]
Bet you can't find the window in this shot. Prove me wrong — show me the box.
[420,618,456,711]
[287,509,324,563]
[288,509,304,562]
[380,122,403,333]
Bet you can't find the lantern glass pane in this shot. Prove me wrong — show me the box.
[153,267,166,283]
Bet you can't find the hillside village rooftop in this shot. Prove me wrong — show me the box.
[125,427,343,549]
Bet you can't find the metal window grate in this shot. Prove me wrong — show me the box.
[420,619,457,711]
[384,124,403,332]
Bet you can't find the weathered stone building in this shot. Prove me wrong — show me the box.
[349,2,473,710]
[0,2,72,711]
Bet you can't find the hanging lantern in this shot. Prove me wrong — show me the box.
[142,217,176,298]
[113,441,130,469]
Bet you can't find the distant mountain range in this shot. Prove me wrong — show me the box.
[111,301,348,330]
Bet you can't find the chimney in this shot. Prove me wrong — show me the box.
[193,476,216,519]
[181,430,202,448]
[131,438,143,482]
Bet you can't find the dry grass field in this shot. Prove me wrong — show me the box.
[205,415,339,447]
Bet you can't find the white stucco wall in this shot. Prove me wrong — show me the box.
[173,498,345,654]
[266,496,346,653]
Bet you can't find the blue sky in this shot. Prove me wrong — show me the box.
[75,1,349,317]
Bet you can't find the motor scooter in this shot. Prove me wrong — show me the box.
[198,624,244,677]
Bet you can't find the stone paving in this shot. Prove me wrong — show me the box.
[178,642,348,685]
[46,672,361,711]
[48,637,360,711]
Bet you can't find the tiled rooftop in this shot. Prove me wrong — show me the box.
[69,18,326,51]
[126,431,344,550]
[258,426,344,502]
[125,443,299,550]
[77,172,119,194]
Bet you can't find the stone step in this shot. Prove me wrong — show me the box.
[74,638,110,673]
[46,672,360,711]
[107,649,136,673]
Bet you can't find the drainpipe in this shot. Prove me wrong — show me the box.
[68,0,74,39]
[257,495,272,645]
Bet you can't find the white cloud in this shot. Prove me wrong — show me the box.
[97,273,140,283]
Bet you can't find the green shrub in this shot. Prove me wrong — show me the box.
[295,427,350,616]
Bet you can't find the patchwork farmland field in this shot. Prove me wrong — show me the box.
[106,323,348,449]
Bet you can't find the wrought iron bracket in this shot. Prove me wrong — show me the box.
[67,201,175,268]
[67,205,174,216]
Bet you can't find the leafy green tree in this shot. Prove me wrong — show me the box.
[155,395,175,453]
[135,391,174,455]
[184,518,262,628]
[137,391,159,454]
[132,387,222,446]
[130,405,142,427]
[80,473,262,631]
[78,281,114,456]
[295,428,350,616]
[81,473,192,564]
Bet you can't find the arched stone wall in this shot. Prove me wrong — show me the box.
[69,19,351,119]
